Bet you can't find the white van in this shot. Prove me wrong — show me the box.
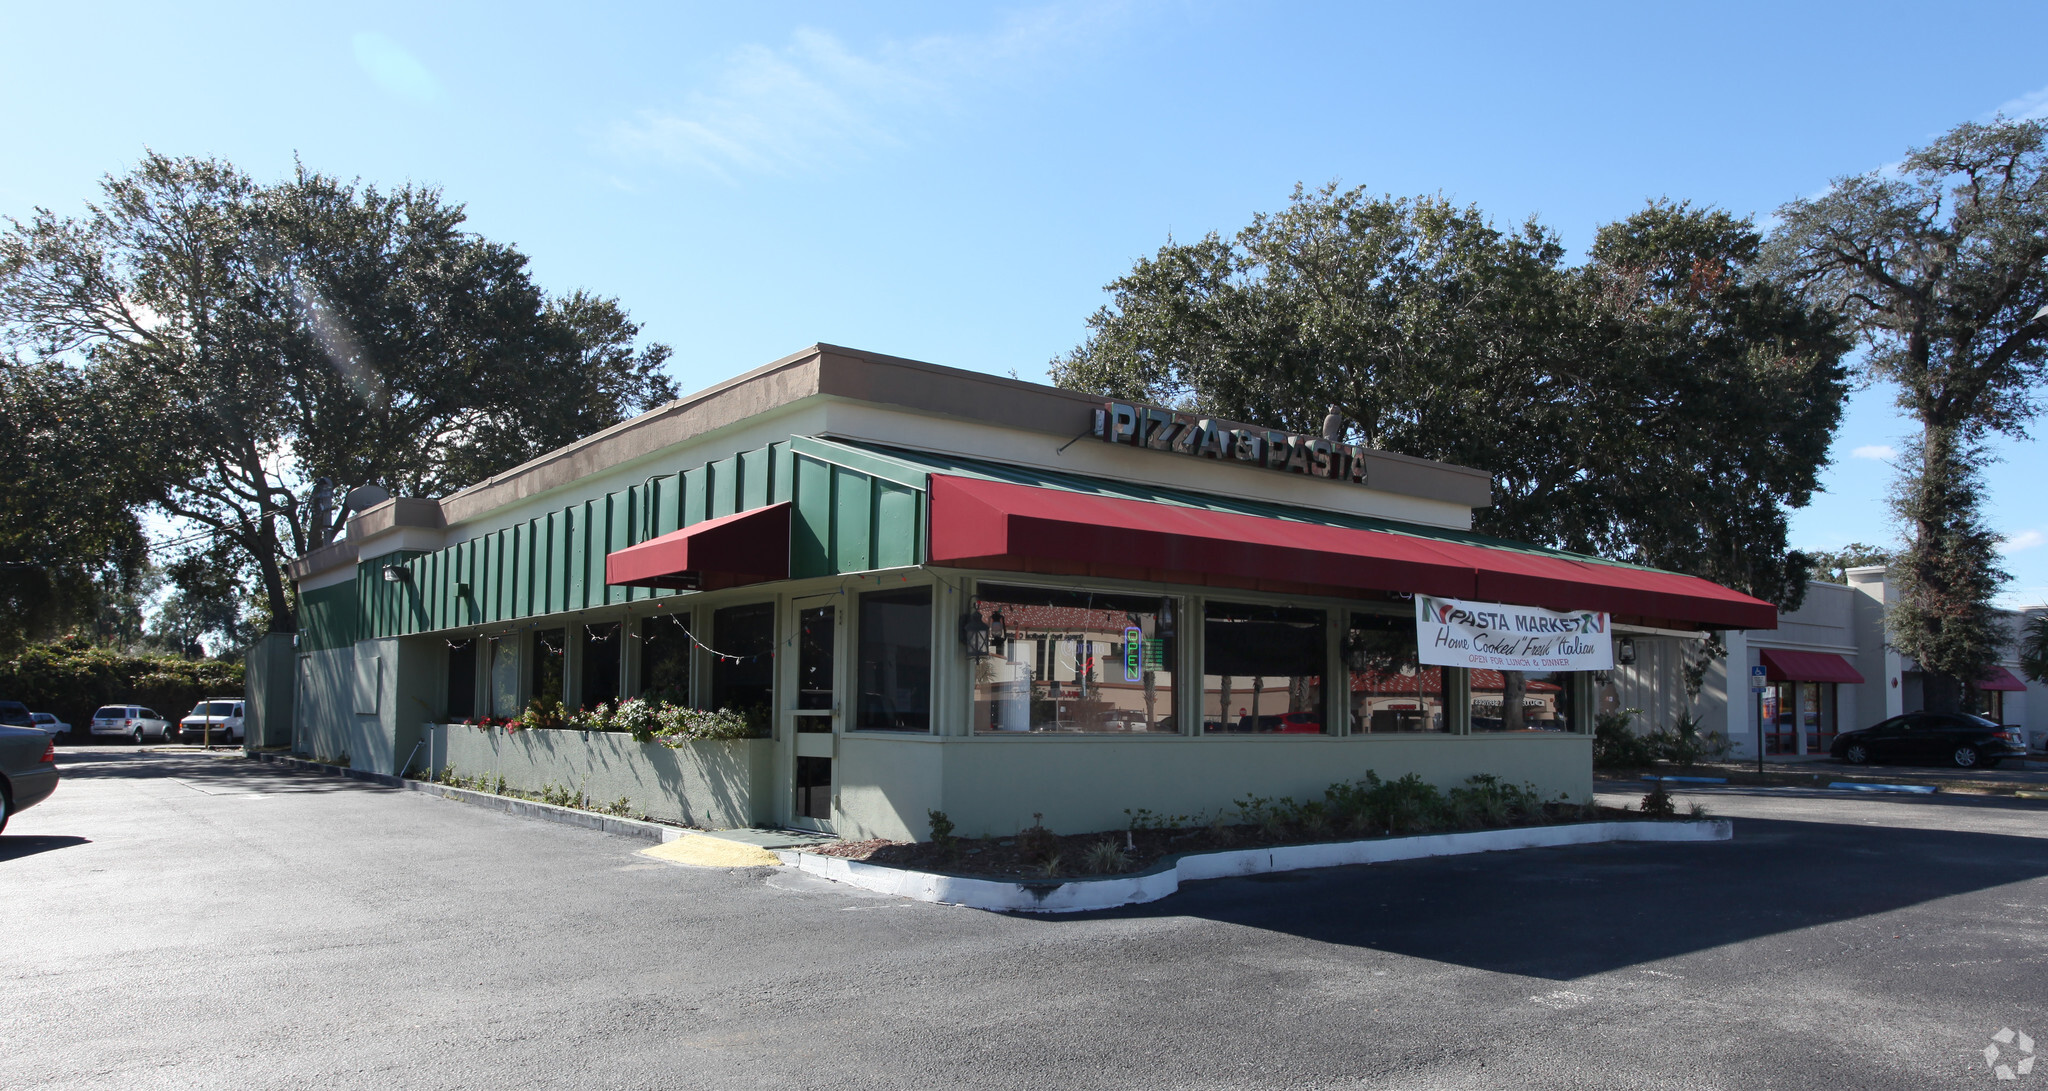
[178,699,246,744]
[90,705,174,742]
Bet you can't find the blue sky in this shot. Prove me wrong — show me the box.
[3,1,2045,606]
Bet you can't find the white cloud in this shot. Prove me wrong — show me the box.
[352,32,440,103]
[2000,529,2046,555]
[1992,83,2048,122]
[1850,444,1896,460]
[606,6,1126,181]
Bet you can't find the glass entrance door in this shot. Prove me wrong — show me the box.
[785,596,840,830]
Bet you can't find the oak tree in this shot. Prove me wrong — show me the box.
[1765,119,2048,711]
[1053,185,1848,608]
[1,154,677,634]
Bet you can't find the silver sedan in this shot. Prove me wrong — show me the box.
[0,724,59,834]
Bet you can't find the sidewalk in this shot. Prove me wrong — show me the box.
[1627,756,2048,796]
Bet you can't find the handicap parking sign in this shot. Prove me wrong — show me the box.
[1750,665,1768,693]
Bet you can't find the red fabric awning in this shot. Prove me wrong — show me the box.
[928,475,1778,630]
[1977,666,2028,692]
[1759,648,1865,684]
[605,502,790,590]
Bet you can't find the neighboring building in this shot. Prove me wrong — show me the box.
[258,345,1777,839]
[1607,569,2042,759]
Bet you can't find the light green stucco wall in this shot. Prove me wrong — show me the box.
[429,727,775,829]
[832,733,1595,840]
[834,735,947,842]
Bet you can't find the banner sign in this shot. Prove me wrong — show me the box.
[1415,595,1613,671]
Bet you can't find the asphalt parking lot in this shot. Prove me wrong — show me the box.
[5,749,2047,1090]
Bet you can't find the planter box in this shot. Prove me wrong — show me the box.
[424,725,774,829]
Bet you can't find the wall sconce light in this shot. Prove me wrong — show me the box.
[959,611,990,656]
[989,609,1007,653]
[1617,637,1636,666]
[381,565,412,584]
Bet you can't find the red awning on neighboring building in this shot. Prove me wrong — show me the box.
[1759,648,1865,684]
[928,474,1779,630]
[605,502,790,591]
[1977,666,2028,692]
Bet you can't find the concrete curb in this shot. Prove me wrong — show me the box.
[779,819,1734,914]
[248,751,685,844]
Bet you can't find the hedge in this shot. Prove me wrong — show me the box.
[0,636,244,735]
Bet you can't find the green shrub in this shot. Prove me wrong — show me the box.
[520,697,567,730]
[927,809,956,850]
[1016,813,1059,863]
[558,697,758,742]
[1082,839,1131,874]
[0,636,244,733]
[1640,781,1677,818]
[1592,709,1659,768]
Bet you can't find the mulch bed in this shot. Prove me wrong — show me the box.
[807,804,1649,882]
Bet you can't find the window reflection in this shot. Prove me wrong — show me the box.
[1346,612,1445,733]
[971,584,1176,734]
[488,636,520,718]
[857,587,931,731]
[1203,602,1326,734]
[1468,669,1579,732]
[580,622,621,709]
[711,603,774,725]
[637,613,691,704]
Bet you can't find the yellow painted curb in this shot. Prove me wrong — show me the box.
[639,833,782,868]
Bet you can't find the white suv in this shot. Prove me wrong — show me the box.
[91,705,174,742]
[178,699,246,744]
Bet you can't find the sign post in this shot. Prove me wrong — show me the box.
[1750,665,1769,774]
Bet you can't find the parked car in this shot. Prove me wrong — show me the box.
[89,705,174,743]
[1831,711,2027,769]
[0,722,59,834]
[1273,711,1323,734]
[178,699,246,744]
[30,713,70,739]
[0,701,35,731]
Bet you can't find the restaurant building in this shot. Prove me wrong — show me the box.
[264,345,1779,839]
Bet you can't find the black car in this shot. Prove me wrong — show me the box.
[1831,711,2027,769]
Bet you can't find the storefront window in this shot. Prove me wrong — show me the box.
[488,636,520,718]
[971,584,1177,734]
[1468,668,1579,732]
[710,603,774,725]
[1203,602,1326,734]
[1346,612,1445,733]
[857,587,932,731]
[1968,687,2004,723]
[530,628,566,707]
[579,622,621,709]
[1765,681,1794,754]
[638,612,692,704]
[1803,682,1837,753]
[446,639,477,721]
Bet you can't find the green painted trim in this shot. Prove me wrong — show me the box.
[299,581,361,650]
[345,435,933,638]
[788,435,932,491]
